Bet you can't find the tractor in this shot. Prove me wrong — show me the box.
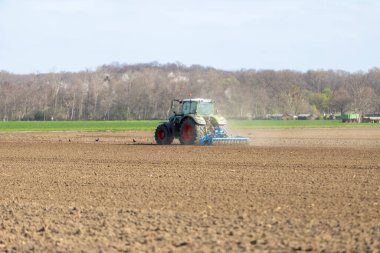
[154,98,249,145]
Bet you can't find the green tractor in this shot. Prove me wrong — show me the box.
[154,98,249,145]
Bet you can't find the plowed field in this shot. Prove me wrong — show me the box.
[0,129,379,252]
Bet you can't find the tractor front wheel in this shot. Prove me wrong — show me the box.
[179,118,203,145]
[155,124,174,145]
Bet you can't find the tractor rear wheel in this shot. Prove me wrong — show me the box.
[179,118,203,145]
[155,124,174,145]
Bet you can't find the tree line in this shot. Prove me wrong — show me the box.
[0,63,379,121]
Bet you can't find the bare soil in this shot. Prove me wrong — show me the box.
[0,129,379,252]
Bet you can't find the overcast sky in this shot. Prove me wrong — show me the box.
[0,0,379,74]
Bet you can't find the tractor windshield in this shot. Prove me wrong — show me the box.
[197,101,214,115]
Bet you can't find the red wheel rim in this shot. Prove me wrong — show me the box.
[183,124,192,141]
[157,129,165,140]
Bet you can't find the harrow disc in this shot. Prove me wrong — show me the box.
[199,135,249,145]
[212,137,249,145]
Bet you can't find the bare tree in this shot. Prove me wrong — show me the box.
[331,87,351,115]
[346,73,377,114]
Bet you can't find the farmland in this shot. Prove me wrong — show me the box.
[0,128,379,252]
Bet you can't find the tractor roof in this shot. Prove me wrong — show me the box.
[182,98,213,103]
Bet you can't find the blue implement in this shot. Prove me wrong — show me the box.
[199,127,249,145]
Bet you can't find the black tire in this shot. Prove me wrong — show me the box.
[179,118,204,145]
[155,124,174,145]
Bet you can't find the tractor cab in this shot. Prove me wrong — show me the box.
[171,98,215,116]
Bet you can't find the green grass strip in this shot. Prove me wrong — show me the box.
[0,120,379,133]
[0,120,162,132]
[228,120,380,129]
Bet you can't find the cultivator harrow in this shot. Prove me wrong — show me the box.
[199,127,249,145]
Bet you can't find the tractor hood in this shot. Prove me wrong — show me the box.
[187,114,227,126]
[210,115,227,126]
[202,114,227,126]
[191,114,207,125]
